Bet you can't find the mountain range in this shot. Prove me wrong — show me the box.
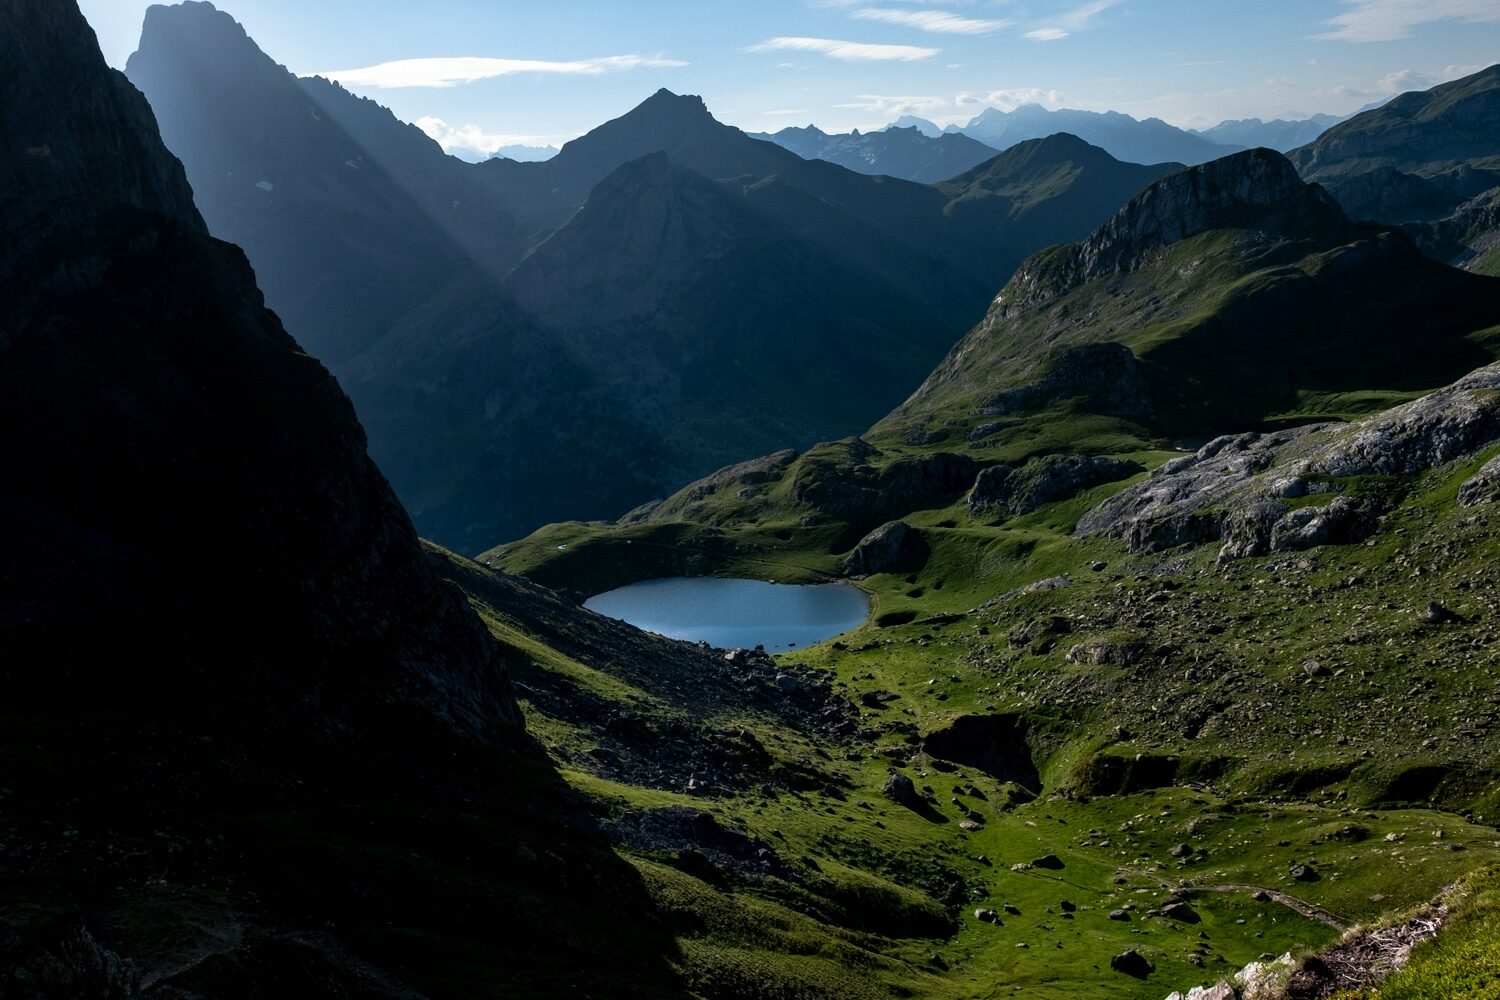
[750,124,1001,183]
[125,1,1181,553]
[945,103,1242,166]
[1190,113,1344,152]
[12,1,1500,996]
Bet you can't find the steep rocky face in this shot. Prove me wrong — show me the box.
[0,0,520,743]
[0,0,201,244]
[1289,64,1500,223]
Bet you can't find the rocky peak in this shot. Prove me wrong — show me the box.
[997,149,1351,311]
[129,1,284,83]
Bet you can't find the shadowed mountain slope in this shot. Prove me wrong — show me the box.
[1289,64,1500,223]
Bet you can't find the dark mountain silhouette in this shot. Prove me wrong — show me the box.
[2,0,518,743]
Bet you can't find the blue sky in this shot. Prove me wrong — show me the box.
[81,0,1500,156]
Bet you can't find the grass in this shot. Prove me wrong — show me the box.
[465,427,1500,997]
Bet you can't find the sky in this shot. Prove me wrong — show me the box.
[80,0,1500,158]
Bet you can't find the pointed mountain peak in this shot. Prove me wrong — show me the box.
[634,88,713,120]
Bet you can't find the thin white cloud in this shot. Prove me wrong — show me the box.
[745,36,941,61]
[313,54,687,89]
[850,9,1012,33]
[837,87,1066,124]
[956,87,1066,109]
[1025,0,1125,41]
[838,93,958,115]
[415,116,571,155]
[1317,0,1500,42]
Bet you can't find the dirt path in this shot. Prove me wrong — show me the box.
[1182,883,1349,932]
[1120,867,1351,931]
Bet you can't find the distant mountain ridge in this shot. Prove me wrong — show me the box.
[947,103,1240,166]
[1191,113,1343,152]
[750,124,1000,183]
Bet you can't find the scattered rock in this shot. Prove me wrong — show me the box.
[882,772,921,809]
[1111,949,1154,978]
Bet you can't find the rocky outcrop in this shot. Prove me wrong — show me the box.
[979,343,1153,421]
[0,0,521,743]
[1459,454,1500,506]
[793,448,978,523]
[842,520,915,576]
[1077,363,1500,561]
[968,454,1144,517]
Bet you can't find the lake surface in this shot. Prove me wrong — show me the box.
[584,577,870,650]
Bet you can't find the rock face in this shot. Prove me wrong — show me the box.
[978,343,1154,421]
[968,454,1145,517]
[1077,363,1500,560]
[0,0,521,743]
[842,521,915,576]
[792,448,979,524]
[1459,454,1500,506]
